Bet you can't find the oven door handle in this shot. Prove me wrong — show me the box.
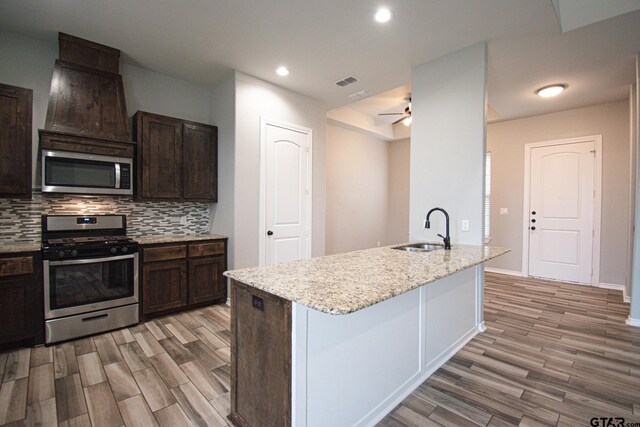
[47,253,136,266]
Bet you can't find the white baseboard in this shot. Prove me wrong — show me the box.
[484,267,526,277]
[598,282,625,291]
[626,316,640,327]
[623,287,631,303]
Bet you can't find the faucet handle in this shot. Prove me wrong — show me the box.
[437,233,445,239]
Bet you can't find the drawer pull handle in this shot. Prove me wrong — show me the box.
[82,313,108,322]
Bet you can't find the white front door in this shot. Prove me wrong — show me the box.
[528,140,595,284]
[262,121,312,265]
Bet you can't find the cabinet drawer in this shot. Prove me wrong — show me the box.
[143,245,186,262]
[188,242,225,258]
[0,256,34,277]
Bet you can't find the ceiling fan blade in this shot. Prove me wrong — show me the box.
[378,112,404,116]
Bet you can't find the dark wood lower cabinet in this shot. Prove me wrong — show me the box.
[229,279,291,427]
[0,252,43,348]
[141,238,227,318]
[189,255,226,304]
[142,259,187,314]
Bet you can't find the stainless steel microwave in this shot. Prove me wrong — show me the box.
[42,150,133,195]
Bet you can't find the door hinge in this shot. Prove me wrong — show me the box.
[592,229,595,237]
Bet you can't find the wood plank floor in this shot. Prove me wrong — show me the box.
[378,272,640,427]
[0,273,639,426]
[0,305,232,426]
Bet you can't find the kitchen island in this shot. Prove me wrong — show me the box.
[224,243,509,427]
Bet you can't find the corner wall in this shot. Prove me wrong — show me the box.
[209,72,236,269]
[410,43,487,245]
[325,124,389,254]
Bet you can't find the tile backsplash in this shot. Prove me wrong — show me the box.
[0,191,210,243]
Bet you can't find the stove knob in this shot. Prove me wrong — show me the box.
[121,246,129,253]
[110,247,118,254]
[57,251,65,259]
[71,250,78,257]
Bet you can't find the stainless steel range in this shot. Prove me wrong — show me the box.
[42,214,139,344]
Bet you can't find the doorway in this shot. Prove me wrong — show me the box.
[259,118,313,266]
[522,136,602,285]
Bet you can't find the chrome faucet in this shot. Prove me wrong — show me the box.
[424,207,451,250]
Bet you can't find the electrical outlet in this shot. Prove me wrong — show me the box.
[377,241,381,247]
[461,220,469,231]
[500,208,508,215]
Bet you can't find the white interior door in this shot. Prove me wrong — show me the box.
[528,140,595,284]
[263,121,311,265]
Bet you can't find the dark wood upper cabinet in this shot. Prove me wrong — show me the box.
[0,83,32,198]
[134,111,218,202]
[183,122,217,201]
[136,112,183,200]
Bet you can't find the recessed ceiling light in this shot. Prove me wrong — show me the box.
[536,84,566,98]
[276,66,290,77]
[374,7,393,23]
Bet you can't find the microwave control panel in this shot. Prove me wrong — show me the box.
[120,164,131,189]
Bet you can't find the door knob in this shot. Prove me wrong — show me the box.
[531,211,536,215]
[531,219,536,223]
[530,226,536,231]
[267,230,273,236]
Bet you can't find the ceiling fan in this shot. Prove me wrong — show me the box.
[379,97,412,126]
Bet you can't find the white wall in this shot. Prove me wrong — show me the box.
[209,72,236,268]
[388,138,410,244]
[410,42,487,245]
[234,71,326,269]
[486,101,630,286]
[325,124,389,254]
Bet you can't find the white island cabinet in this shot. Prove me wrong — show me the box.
[224,243,509,427]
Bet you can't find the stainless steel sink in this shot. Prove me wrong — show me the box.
[392,243,444,252]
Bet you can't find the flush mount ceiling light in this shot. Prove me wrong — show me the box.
[276,66,290,77]
[536,84,566,98]
[374,7,393,23]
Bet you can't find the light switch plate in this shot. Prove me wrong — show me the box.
[461,220,469,231]
[500,208,508,215]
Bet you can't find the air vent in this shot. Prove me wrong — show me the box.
[347,90,371,100]
[335,76,359,87]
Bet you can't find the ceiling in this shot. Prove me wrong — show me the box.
[0,1,639,123]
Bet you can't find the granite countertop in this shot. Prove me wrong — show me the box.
[0,242,41,254]
[224,243,510,315]
[135,233,227,245]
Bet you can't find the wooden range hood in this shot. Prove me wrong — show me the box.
[39,33,134,158]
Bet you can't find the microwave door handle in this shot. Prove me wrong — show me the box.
[115,163,121,189]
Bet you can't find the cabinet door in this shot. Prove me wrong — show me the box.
[138,113,182,200]
[0,276,34,342]
[0,83,32,198]
[188,255,226,304]
[183,122,217,201]
[142,259,187,314]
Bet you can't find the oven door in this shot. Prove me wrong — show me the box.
[44,253,139,319]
